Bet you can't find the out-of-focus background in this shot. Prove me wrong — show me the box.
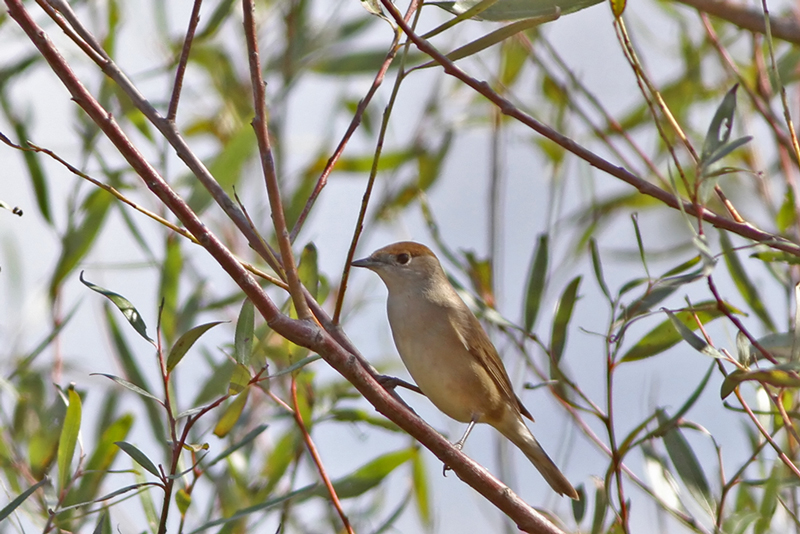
[2,0,799,532]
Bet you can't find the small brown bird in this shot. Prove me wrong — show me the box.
[352,241,578,499]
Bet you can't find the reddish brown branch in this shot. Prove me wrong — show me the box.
[676,0,800,45]
[241,0,311,321]
[379,0,800,258]
[167,0,203,121]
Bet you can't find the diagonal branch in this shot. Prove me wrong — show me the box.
[379,0,800,258]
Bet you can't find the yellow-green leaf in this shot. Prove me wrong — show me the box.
[57,387,82,491]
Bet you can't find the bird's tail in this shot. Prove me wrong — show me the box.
[499,418,579,500]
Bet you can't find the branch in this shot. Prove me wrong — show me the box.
[379,0,800,258]
[241,0,311,321]
[675,0,800,45]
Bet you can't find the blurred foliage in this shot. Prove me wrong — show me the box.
[2,0,800,533]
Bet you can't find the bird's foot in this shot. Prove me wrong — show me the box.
[376,374,423,395]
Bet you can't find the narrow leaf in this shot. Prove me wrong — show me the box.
[91,373,164,405]
[228,363,251,395]
[115,441,160,477]
[657,411,714,513]
[589,239,611,301]
[719,231,776,332]
[701,85,738,165]
[551,276,581,363]
[58,387,82,491]
[523,234,548,332]
[234,299,254,365]
[81,272,154,343]
[213,388,249,437]
[167,321,225,373]
[621,302,729,362]
[206,424,268,468]
[0,478,49,521]
[664,308,725,359]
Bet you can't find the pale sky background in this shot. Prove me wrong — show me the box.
[1,0,792,532]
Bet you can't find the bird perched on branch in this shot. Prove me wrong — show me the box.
[353,241,578,499]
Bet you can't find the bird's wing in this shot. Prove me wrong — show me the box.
[456,309,534,421]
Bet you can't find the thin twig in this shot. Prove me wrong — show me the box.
[241,0,311,321]
[332,1,422,325]
[167,0,204,121]
[289,36,403,243]
[290,377,354,534]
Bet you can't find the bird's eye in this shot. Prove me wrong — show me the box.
[396,253,410,265]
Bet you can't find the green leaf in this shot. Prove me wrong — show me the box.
[115,441,160,478]
[228,363,251,395]
[0,478,49,521]
[298,243,320,300]
[50,189,113,298]
[234,299,254,366]
[327,408,402,432]
[57,387,82,491]
[411,448,431,526]
[92,511,111,534]
[750,250,800,265]
[104,308,167,446]
[176,488,192,516]
[523,234,548,332]
[700,85,739,166]
[430,0,603,20]
[619,270,704,322]
[500,37,529,86]
[550,276,581,363]
[755,462,781,534]
[621,303,729,362]
[571,484,586,523]
[311,50,426,74]
[590,477,608,534]
[73,414,134,505]
[158,234,183,342]
[213,389,249,437]
[186,485,315,533]
[589,239,611,302]
[664,308,725,359]
[261,429,302,495]
[188,126,257,213]
[81,272,154,343]
[6,107,52,224]
[719,231,776,332]
[657,411,714,514]
[776,185,797,232]
[721,363,800,399]
[167,321,225,373]
[91,374,164,405]
[206,424,268,468]
[641,444,682,514]
[322,448,415,499]
[419,15,558,68]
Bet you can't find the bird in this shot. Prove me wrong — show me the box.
[352,241,578,499]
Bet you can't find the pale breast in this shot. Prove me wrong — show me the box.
[386,293,505,423]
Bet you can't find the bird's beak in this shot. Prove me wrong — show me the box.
[351,256,377,269]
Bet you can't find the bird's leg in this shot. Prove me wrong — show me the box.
[454,417,478,450]
[443,415,479,476]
